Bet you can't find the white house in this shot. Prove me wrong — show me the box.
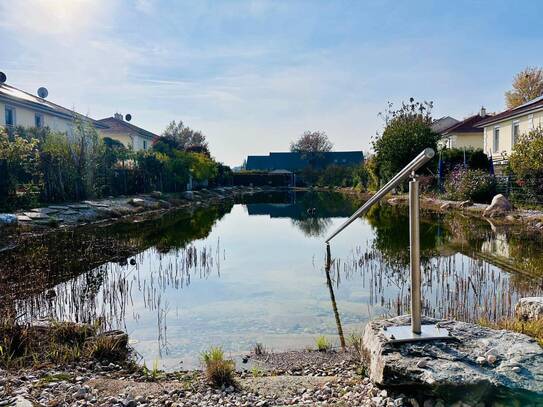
[477,96,543,165]
[0,81,105,135]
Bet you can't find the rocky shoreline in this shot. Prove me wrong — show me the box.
[0,349,447,407]
[0,186,282,249]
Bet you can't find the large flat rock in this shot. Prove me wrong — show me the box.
[362,315,543,404]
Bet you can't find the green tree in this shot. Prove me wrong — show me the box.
[509,127,543,199]
[372,98,439,184]
[0,128,41,201]
[158,120,209,152]
[505,67,543,109]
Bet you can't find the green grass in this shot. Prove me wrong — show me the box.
[39,373,73,385]
[200,346,236,387]
[141,359,162,381]
[251,366,264,378]
[315,335,332,352]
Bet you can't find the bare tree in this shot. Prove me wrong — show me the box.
[505,67,543,108]
[290,131,333,153]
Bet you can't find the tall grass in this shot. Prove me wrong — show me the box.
[200,346,236,387]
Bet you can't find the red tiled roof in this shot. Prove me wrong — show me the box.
[476,96,543,127]
[441,114,488,134]
[97,117,157,139]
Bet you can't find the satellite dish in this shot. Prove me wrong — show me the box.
[0,72,6,84]
[37,87,49,99]
[125,114,132,122]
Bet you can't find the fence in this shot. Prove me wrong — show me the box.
[495,175,543,207]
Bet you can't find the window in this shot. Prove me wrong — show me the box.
[512,121,520,146]
[493,127,500,153]
[528,114,534,130]
[143,140,148,150]
[35,113,44,128]
[4,106,15,127]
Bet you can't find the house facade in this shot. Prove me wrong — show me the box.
[477,96,543,164]
[439,108,489,150]
[96,114,157,151]
[0,82,104,135]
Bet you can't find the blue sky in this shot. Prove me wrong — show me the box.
[1,0,542,166]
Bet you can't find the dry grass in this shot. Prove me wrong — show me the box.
[479,317,543,347]
[0,319,130,370]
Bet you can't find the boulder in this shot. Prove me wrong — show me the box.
[362,315,543,403]
[13,396,33,407]
[484,194,512,217]
[128,198,146,207]
[150,190,162,199]
[182,191,194,200]
[515,297,543,321]
[0,214,18,225]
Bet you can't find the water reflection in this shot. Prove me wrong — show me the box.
[1,191,542,369]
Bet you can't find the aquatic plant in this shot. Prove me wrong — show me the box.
[200,346,236,387]
[253,342,266,356]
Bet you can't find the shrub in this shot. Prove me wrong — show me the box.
[439,148,490,173]
[200,346,236,387]
[315,335,332,352]
[509,127,543,200]
[372,98,440,184]
[444,167,496,203]
[317,165,356,187]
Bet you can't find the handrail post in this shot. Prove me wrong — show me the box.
[409,173,421,334]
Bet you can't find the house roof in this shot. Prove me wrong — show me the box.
[246,151,364,172]
[97,117,158,140]
[477,95,543,127]
[431,116,459,133]
[441,114,489,135]
[0,83,107,128]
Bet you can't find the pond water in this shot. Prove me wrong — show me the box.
[1,191,542,370]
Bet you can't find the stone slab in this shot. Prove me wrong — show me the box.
[16,215,32,222]
[30,207,58,215]
[23,212,50,220]
[68,204,90,210]
[48,205,70,210]
[362,315,543,403]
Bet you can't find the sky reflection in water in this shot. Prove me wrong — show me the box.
[9,191,543,370]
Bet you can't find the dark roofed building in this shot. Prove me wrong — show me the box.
[97,113,158,151]
[246,151,363,172]
[438,107,489,150]
[431,116,458,134]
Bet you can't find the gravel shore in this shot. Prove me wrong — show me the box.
[0,350,445,407]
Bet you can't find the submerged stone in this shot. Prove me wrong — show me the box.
[362,315,543,403]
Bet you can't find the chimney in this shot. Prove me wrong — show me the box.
[480,106,486,117]
[114,112,123,120]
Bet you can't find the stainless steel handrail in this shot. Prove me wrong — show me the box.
[325,148,435,243]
